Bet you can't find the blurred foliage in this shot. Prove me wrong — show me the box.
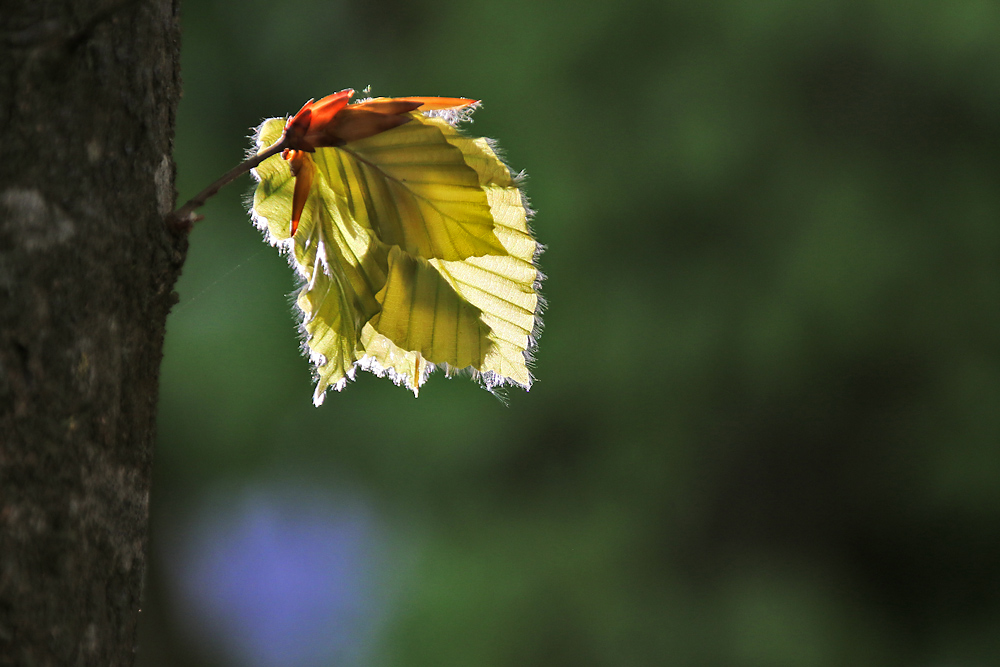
[141,0,1000,665]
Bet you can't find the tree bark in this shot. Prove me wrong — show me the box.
[0,1,184,665]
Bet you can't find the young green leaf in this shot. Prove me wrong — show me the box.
[251,91,542,404]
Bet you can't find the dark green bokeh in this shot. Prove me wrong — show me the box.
[141,1,1000,665]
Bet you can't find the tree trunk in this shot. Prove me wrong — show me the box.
[0,1,184,664]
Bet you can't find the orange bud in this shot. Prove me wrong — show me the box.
[285,149,315,236]
[321,105,419,144]
[283,99,313,148]
[360,96,478,112]
[282,91,477,151]
[283,89,354,152]
[306,89,354,129]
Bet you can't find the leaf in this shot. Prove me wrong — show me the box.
[251,96,542,403]
[321,118,508,261]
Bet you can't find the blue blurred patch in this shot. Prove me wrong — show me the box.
[167,483,387,667]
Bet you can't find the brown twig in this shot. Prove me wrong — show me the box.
[168,138,287,231]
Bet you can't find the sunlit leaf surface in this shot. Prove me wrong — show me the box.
[251,103,541,403]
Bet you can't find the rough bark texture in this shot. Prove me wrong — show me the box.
[0,1,184,665]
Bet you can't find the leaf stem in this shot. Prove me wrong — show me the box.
[168,138,288,230]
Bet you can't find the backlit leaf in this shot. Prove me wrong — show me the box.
[251,95,542,403]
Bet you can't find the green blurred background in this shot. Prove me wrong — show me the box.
[139,1,1000,665]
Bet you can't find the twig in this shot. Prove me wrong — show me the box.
[168,138,287,231]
